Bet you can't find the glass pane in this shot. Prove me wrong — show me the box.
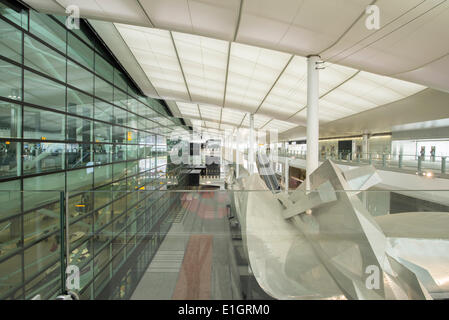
[72,23,96,49]
[67,88,93,118]
[113,125,125,144]
[24,107,65,141]
[94,145,112,165]
[95,76,113,102]
[114,69,127,92]
[24,35,66,82]
[0,180,21,218]
[113,106,127,126]
[0,59,21,101]
[0,141,20,179]
[68,60,94,95]
[23,142,65,175]
[94,100,113,123]
[24,70,65,112]
[94,121,111,143]
[67,115,93,143]
[68,33,93,70]
[67,143,92,169]
[23,203,60,248]
[94,164,113,187]
[113,88,127,109]
[113,145,126,163]
[24,240,61,284]
[0,2,28,29]
[30,11,66,53]
[95,54,113,82]
[0,101,21,138]
[67,168,93,192]
[0,254,22,299]
[0,18,22,62]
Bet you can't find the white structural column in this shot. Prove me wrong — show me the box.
[362,134,369,159]
[236,131,240,178]
[248,113,255,174]
[306,55,320,190]
[284,157,289,192]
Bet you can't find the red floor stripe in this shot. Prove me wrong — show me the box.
[172,235,213,300]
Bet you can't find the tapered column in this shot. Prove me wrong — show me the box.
[236,132,240,178]
[306,55,320,190]
[248,113,255,174]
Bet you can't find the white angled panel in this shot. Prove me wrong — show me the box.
[173,32,228,106]
[259,56,307,117]
[221,108,245,124]
[176,102,200,118]
[115,24,189,101]
[319,63,358,95]
[199,104,222,120]
[206,121,220,129]
[225,42,291,113]
[262,119,297,132]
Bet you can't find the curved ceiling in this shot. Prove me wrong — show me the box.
[23,0,449,91]
[22,0,449,134]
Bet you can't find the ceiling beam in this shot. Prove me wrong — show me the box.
[169,31,192,102]
[319,0,378,56]
[234,0,244,41]
[220,41,232,130]
[135,0,155,27]
[253,54,294,114]
[287,69,361,120]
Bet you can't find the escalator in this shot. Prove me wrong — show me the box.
[256,152,280,192]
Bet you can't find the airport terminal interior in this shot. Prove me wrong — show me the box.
[1,0,449,300]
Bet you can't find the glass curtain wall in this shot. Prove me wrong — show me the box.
[0,1,188,300]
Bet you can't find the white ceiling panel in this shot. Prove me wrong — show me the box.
[258,56,307,118]
[240,113,271,129]
[262,119,297,132]
[139,0,240,40]
[115,24,189,100]
[221,108,245,125]
[225,42,291,113]
[176,102,200,118]
[319,63,358,95]
[199,104,222,120]
[54,0,150,25]
[205,121,220,129]
[25,0,449,94]
[173,32,228,106]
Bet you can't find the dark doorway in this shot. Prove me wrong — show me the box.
[338,140,352,159]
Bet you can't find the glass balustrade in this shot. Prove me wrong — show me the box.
[1,186,449,300]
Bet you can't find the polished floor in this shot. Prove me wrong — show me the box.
[131,191,241,300]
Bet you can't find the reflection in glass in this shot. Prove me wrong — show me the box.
[29,11,66,53]
[95,100,113,123]
[24,107,65,140]
[24,70,65,112]
[0,59,21,101]
[94,144,111,165]
[68,33,93,70]
[94,121,111,143]
[67,115,92,143]
[0,141,20,179]
[67,88,94,118]
[23,142,64,175]
[24,35,66,82]
[0,17,22,62]
[67,143,92,169]
[95,76,112,102]
[68,60,94,95]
